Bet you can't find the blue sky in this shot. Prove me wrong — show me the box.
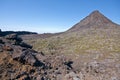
[0,0,120,33]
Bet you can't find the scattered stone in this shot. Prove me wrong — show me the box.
[3,44,13,51]
[0,39,4,44]
[19,42,32,48]
[5,34,18,40]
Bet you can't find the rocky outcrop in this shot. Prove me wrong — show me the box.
[0,33,44,66]
[0,33,76,80]
[0,33,45,79]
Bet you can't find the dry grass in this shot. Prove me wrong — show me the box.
[26,27,120,60]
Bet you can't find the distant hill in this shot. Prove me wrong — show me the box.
[20,32,63,41]
[0,30,37,36]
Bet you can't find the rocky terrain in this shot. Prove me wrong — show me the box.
[0,33,77,80]
[0,10,120,80]
[1,32,120,80]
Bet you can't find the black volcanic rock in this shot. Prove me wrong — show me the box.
[5,34,22,43]
[5,34,18,39]
[0,33,43,66]
[0,39,4,44]
[19,42,32,49]
[12,48,44,66]
[0,33,75,80]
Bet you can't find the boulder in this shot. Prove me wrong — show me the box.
[5,34,22,42]
[36,75,41,80]
[3,44,13,51]
[12,48,44,66]
[5,34,17,39]
[19,42,32,49]
[85,61,106,74]
[12,46,25,59]
[0,44,3,52]
[0,39,4,44]
[64,72,80,80]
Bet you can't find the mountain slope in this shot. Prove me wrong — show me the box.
[26,11,120,79]
[29,10,120,55]
[67,10,119,32]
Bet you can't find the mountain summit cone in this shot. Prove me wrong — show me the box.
[68,10,119,32]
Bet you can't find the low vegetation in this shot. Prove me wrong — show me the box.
[27,28,120,56]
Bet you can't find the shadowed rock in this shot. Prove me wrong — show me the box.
[0,33,44,67]
[5,34,22,41]
[19,42,32,49]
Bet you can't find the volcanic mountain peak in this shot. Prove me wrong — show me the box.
[68,10,118,32]
[88,10,105,18]
[84,10,112,23]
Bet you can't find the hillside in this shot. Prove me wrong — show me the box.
[20,32,63,41]
[29,10,120,55]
